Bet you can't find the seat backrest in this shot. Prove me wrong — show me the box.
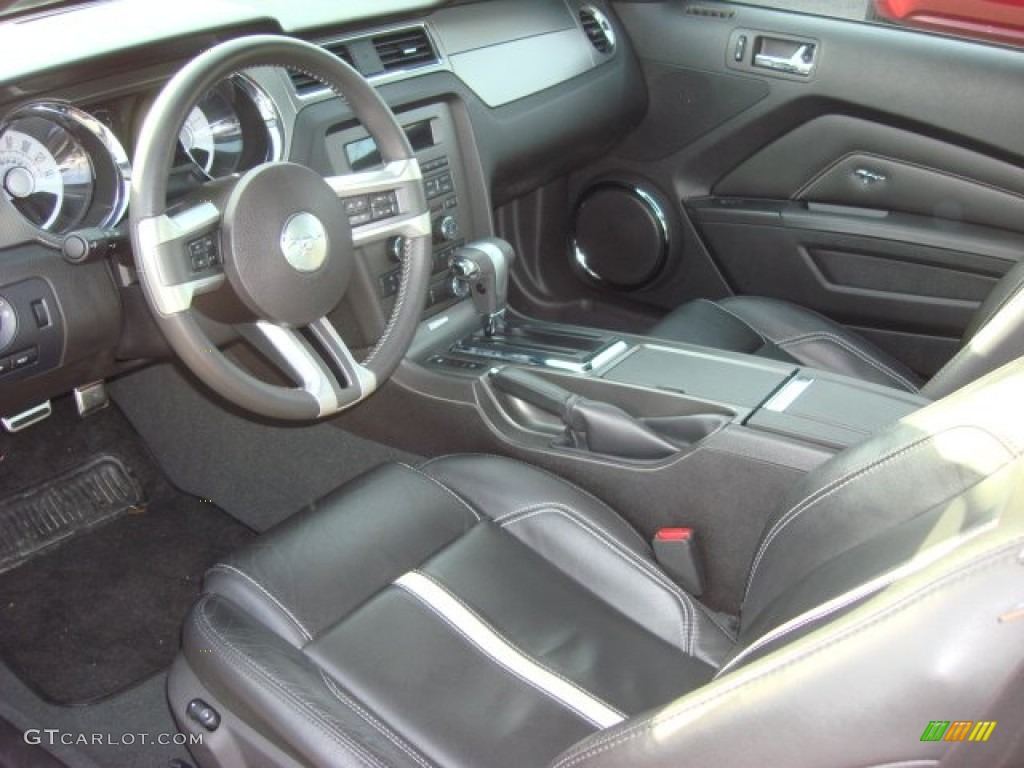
[924,259,1024,399]
[555,360,1024,768]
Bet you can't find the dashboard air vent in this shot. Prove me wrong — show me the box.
[372,27,438,72]
[684,4,735,19]
[579,6,616,55]
[288,41,355,95]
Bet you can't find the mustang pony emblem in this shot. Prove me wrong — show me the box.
[280,212,328,272]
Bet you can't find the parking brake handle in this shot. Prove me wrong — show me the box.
[490,367,679,460]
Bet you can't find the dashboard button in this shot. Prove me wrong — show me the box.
[30,299,50,328]
[0,357,11,376]
[11,347,37,369]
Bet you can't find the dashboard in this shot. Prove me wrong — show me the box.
[0,0,645,417]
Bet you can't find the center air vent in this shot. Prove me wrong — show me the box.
[372,27,438,72]
[288,27,439,97]
[288,41,355,95]
[579,6,616,55]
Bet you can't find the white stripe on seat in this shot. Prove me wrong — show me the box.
[394,571,625,729]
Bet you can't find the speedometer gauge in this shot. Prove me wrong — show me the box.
[180,88,243,178]
[178,75,283,180]
[0,102,130,236]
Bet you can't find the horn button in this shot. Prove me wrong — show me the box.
[221,162,354,327]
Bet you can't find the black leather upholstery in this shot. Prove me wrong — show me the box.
[171,362,1024,767]
[651,260,1024,397]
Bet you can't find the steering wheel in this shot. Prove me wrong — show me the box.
[129,36,431,420]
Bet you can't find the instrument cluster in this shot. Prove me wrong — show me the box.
[0,73,283,239]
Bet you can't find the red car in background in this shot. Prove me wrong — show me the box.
[874,0,1024,45]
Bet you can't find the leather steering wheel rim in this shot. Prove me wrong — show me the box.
[129,35,432,420]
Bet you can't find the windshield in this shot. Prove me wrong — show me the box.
[0,0,101,20]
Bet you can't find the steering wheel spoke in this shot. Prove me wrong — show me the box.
[325,159,431,246]
[134,201,226,315]
[242,317,377,416]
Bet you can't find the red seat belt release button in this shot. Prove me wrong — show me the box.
[653,527,705,596]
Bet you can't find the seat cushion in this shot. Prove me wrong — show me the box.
[180,458,732,768]
[650,297,923,392]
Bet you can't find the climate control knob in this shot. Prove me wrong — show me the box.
[433,215,459,244]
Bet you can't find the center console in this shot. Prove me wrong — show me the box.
[403,237,927,456]
[324,100,492,348]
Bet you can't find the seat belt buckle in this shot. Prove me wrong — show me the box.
[653,528,705,596]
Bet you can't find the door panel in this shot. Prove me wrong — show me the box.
[556,1,1024,376]
[714,115,1024,234]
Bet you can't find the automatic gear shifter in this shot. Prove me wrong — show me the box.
[450,238,516,336]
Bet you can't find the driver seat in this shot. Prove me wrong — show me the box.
[169,362,1024,767]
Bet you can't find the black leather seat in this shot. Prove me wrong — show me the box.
[649,259,1024,399]
[170,362,1024,768]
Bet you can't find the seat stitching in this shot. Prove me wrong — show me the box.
[749,424,1019,599]
[493,501,563,524]
[501,505,696,654]
[393,579,608,730]
[194,600,385,768]
[206,563,313,642]
[550,540,1021,768]
[396,463,483,522]
[491,501,643,557]
[747,435,938,594]
[319,670,435,768]
[776,332,919,392]
[697,298,769,344]
[418,455,650,550]
[719,499,1000,680]
[413,571,627,720]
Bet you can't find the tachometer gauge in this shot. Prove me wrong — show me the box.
[0,102,130,236]
[1,120,92,232]
[2,129,65,229]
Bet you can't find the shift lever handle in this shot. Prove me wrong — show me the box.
[451,238,516,336]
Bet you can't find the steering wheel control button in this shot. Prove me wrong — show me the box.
[187,234,220,273]
[379,268,401,298]
[0,298,17,351]
[280,212,328,273]
[222,162,354,326]
[342,194,371,225]
[369,190,399,220]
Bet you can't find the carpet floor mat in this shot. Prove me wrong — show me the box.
[0,398,254,705]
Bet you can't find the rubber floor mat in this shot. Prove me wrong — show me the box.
[0,398,255,704]
[0,454,142,574]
